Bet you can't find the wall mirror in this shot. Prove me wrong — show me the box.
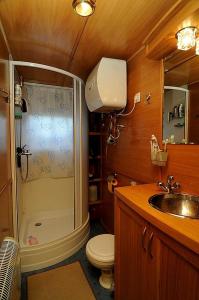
[163,52,199,144]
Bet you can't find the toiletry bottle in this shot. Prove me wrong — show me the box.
[173,106,179,118]
[178,104,184,118]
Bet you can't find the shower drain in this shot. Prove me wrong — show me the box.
[35,222,42,226]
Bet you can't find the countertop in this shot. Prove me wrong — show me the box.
[115,183,199,255]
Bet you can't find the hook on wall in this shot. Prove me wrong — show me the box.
[145,93,151,104]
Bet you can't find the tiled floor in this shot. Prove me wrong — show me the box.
[21,221,113,300]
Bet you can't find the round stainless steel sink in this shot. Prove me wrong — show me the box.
[149,193,199,219]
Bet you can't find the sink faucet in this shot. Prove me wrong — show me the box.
[157,175,180,194]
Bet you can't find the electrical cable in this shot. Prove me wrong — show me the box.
[116,102,136,117]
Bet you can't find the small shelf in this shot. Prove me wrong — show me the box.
[174,123,184,127]
[89,178,102,183]
[88,113,103,221]
[89,155,101,160]
[89,200,102,206]
[89,132,102,136]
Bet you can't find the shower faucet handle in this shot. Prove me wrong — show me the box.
[22,144,27,150]
[21,144,32,155]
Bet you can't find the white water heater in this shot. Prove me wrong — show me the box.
[85,57,127,112]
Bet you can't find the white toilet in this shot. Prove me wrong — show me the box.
[86,234,114,289]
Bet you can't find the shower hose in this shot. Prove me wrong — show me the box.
[20,154,29,181]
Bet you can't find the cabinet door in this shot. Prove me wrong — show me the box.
[115,199,148,300]
[158,239,199,300]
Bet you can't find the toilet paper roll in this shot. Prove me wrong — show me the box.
[108,179,118,193]
[89,185,98,202]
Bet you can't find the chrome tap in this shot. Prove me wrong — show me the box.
[157,175,180,194]
[21,144,32,155]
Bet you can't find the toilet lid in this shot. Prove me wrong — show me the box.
[86,234,114,262]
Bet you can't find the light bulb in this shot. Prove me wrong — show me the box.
[72,0,95,17]
[196,37,199,55]
[176,27,197,51]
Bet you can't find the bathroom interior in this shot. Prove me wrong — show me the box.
[0,1,199,300]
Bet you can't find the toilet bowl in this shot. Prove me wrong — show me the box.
[86,234,114,289]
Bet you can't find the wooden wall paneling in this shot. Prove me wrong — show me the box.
[105,51,163,182]
[101,50,163,232]
[162,144,199,195]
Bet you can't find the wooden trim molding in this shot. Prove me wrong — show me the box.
[0,178,12,196]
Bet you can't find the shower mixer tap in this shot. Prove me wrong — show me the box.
[17,145,32,156]
[16,145,32,168]
[21,144,32,155]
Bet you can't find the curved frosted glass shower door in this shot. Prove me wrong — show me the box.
[21,83,74,181]
[19,83,75,245]
[10,61,89,271]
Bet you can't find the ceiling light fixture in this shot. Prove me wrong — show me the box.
[72,0,96,17]
[176,26,197,51]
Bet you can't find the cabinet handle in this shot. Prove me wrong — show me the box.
[148,232,154,258]
[141,226,147,251]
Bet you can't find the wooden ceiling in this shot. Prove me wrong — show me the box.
[0,0,180,84]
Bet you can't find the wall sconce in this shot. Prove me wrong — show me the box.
[196,38,199,55]
[176,27,197,51]
[72,0,96,17]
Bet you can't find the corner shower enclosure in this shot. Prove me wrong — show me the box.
[10,62,89,272]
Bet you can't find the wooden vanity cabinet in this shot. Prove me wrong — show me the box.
[115,197,199,300]
[115,198,159,300]
[155,227,199,300]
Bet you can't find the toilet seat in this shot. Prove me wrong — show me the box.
[86,234,114,263]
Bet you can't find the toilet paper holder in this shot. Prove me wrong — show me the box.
[107,172,118,193]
